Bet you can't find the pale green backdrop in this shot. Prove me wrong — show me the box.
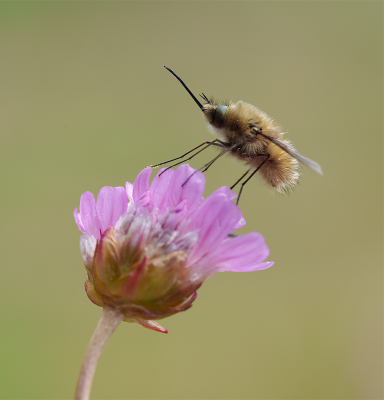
[0,2,382,399]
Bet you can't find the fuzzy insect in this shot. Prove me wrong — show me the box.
[152,66,322,203]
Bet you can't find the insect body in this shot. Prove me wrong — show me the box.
[203,99,302,192]
[153,66,322,201]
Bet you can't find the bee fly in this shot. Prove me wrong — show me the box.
[152,66,322,204]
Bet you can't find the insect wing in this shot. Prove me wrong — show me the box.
[260,130,323,175]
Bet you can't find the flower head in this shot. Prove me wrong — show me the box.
[74,165,273,333]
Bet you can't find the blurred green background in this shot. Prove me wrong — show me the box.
[0,2,382,399]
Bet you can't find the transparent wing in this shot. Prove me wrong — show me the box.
[259,130,323,175]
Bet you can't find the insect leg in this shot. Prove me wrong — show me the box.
[200,159,217,173]
[201,146,231,173]
[199,142,236,173]
[158,140,226,177]
[230,169,251,190]
[151,140,221,169]
[236,155,270,205]
[181,148,229,187]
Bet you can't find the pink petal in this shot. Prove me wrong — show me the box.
[211,232,273,272]
[149,168,175,211]
[233,216,246,230]
[161,200,189,232]
[167,164,205,211]
[213,186,238,201]
[125,182,133,203]
[188,190,242,263]
[73,207,85,232]
[211,187,246,230]
[210,186,246,231]
[132,167,152,204]
[96,186,127,233]
[79,191,101,239]
[138,191,152,207]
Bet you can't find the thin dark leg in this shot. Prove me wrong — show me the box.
[230,169,251,190]
[201,148,229,173]
[181,149,228,187]
[158,140,225,177]
[151,140,220,168]
[201,159,216,173]
[200,142,234,173]
[236,155,270,205]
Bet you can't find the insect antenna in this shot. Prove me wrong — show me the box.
[164,66,203,110]
[235,155,270,205]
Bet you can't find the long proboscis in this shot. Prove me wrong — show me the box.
[164,66,203,110]
[258,130,323,175]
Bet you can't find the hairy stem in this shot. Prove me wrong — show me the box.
[75,306,124,400]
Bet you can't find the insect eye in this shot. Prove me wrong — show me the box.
[214,105,227,125]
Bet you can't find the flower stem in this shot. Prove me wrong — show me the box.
[75,306,124,400]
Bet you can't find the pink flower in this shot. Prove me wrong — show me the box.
[74,165,273,333]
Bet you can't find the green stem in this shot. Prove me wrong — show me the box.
[75,306,124,400]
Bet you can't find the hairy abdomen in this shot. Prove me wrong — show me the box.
[248,141,300,193]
